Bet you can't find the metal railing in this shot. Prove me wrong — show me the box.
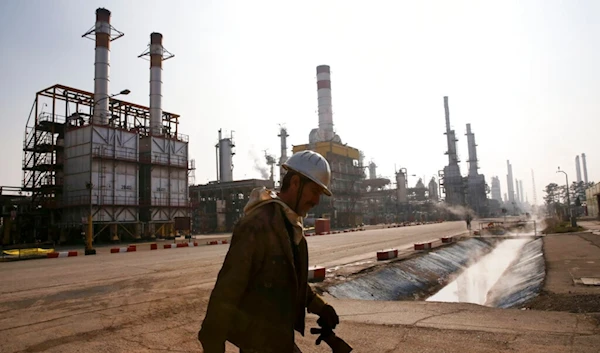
[139,198,190,207]
[60,195,139,207]
[139,153,188,168]
[38,112,66,125]
[92,146,138,162]
[59,195,189,208]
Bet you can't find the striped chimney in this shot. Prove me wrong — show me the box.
[316,65,334,141]
[139,32,174,135]
[150,33,163,136]
[83,8,123,124]
[93,8,112,125]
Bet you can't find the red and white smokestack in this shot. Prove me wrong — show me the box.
[83,8,123,125]
[93,8,111,125]
[150,33,163,136]
[316,65,334,141]
[139,33,174,135]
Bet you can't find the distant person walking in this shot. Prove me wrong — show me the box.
[466,215,472,230]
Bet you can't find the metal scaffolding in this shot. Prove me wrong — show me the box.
[21,84,190,243]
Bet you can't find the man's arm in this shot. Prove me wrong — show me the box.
[306,284,339,329]
[198,221,263,351]
[306,284,326,314]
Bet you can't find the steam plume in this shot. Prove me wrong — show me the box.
[249,150,269,179]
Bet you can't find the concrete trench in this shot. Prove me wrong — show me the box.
[323,236,545,309]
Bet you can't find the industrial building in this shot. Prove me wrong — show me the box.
[439,97,466,208]
[189,129,274,233]
[16,8,191,244]
[438,97,489,217]
[291,65,365,227]
[464,123,488,216]
[585,183,600,219]
[491,176,502,202]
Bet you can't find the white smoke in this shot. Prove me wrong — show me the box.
[434,202,475,218]
[428,238,529,306]
[248,150,269,180]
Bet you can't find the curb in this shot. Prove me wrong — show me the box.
[47,251,78,258]
[207,240,229,245]
[308,266,326,282]
[414,241,433,250]
[110,246,137,253]
[164,242,199,249]
[377,249,398,260]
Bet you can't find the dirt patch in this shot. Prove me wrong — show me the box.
[525,290,600,314]
[542,218,585,234]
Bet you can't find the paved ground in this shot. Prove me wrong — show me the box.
[526,220,600,316]
[0,221,599,352]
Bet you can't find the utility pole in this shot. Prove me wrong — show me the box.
[557,167,576,227]
[531,169,538,207]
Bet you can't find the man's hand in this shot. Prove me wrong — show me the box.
[318,304,339,329]
[198,331,224,353]
[200,342,224,353]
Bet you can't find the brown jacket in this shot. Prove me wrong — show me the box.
[198,189,326,353]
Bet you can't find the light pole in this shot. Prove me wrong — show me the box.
[85,89,130,256]
[557,167,576,227]
[399,168,416,221]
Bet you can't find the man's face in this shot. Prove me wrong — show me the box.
[292,176,323,217]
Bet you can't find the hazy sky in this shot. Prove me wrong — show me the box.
[1,0,598,204]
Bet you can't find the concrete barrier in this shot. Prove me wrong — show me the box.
[164,242,200,249]
[150,243,158,250]
[110,246,136,253]
[207,240,229,245]
[308,266,326,282]
[47,251,78,258]
[414,241,433,251]
[377,249,398,260]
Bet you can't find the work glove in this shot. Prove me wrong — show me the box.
[318,304,339,329]
[311,324,332,346]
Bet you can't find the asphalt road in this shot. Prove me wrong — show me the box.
[0,221,598,353]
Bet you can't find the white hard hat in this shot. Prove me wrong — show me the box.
[283,150,332,196]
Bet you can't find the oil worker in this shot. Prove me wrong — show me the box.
[198,150,340,353]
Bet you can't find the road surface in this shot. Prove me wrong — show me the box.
[1,221,598,352]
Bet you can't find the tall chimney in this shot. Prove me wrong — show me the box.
[139,33,174,135]
[575,155,582,183]
[369,161,377,180]
[217,130,234,183]
[506,160,515,203]
[519,180,524,203]
[582,153,589,184]
[149,33,163,135]
[396,170,408,203]
[444,96,459,166]
[83,8,123,125]
[278,126,289,183]
[316,65,334,141]
[465,123,479,176]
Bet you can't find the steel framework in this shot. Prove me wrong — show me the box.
[22,84,189,243]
